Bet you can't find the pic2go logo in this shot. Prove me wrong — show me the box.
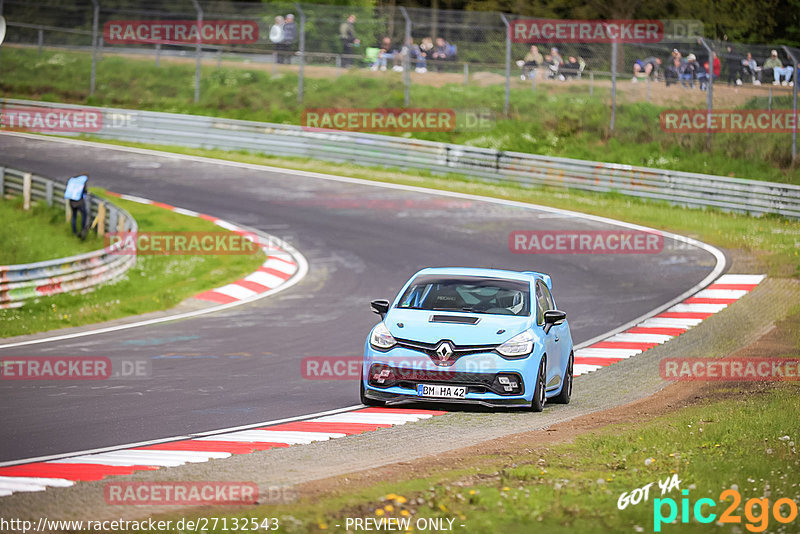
[654,489,799,532]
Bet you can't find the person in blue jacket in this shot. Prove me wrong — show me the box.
[64,174,89,240]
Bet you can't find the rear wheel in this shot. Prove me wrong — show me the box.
[360,376,384,407]
[530,357,547,412]
[551,352,573,404]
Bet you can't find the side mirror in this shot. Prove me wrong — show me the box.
[543,309,567,334]
[370,299,390,319]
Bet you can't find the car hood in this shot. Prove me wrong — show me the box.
[384,308,532,346]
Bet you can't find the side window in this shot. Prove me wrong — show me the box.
[535,282,549,325]
[541,283,556,312]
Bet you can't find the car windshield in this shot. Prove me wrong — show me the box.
[396,275,530,316]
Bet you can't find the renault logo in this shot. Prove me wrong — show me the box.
[435,341,454,362]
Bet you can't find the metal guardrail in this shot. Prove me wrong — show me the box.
[3,98,800,218]
[0,165,137,308]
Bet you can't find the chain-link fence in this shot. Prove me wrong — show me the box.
[1,1,799,158]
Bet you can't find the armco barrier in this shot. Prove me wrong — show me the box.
[0,166,137,308]
[2,98,800,218]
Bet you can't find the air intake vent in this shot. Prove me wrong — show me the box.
[429,315,480,325]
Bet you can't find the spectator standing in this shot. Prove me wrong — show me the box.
[64,174,90,240]
[722,45,743,85]
[269,15,284,63]
[280,14,296,64]
[339,14,360,68]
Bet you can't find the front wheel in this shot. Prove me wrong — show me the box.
[360,377,384,407]
[530,357,547,412]
[551,351,573,404]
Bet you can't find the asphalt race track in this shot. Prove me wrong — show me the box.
[0,134,720,463]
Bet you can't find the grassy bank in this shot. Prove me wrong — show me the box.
[0,190,266,338]
[70,139,800,279]
[211,384,798,534]
[0,196,102,264]
[3,47,799,184]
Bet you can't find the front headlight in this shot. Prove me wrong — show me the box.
[370,322,396,350]
[496,330,534,358]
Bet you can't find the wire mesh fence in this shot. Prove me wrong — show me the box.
[1,1,798,158]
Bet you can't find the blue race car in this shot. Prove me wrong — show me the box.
[361,267,574,411]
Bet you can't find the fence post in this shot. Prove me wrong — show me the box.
[400,7,412,107]
[22,173,32,210]
[589,71,593,96]
[108,207,118,235]
[96,202,106,237]
[90,0,100,96]
[463,62,469,85]
[38,28,43,54]
[699,38,714,151]
[0,6,4,72]
[45,180,53,206]
[500,13,511,116]
[610,42,617,132]
[296,3,305,104]
[0,167,4,196]
[190,0,203,103]
[783,46,798,161]
[155,43,161,66]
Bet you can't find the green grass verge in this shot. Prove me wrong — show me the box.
[233,384,800,534]
[0,190,265,338]
[68,137,800,279]
[0,196,102,263]
[3,47,799,184]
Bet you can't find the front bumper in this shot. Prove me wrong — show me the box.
[362,345,541,407]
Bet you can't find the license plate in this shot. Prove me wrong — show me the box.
[416,384,467,399]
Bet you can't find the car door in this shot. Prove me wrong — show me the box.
[535,280,560,388]
[540,282,569,385]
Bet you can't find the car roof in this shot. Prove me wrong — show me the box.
[412,267,541,283]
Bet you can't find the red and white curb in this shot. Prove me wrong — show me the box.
[0,408,445,497]
[104,192,299,304]
[573,274,766,376]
